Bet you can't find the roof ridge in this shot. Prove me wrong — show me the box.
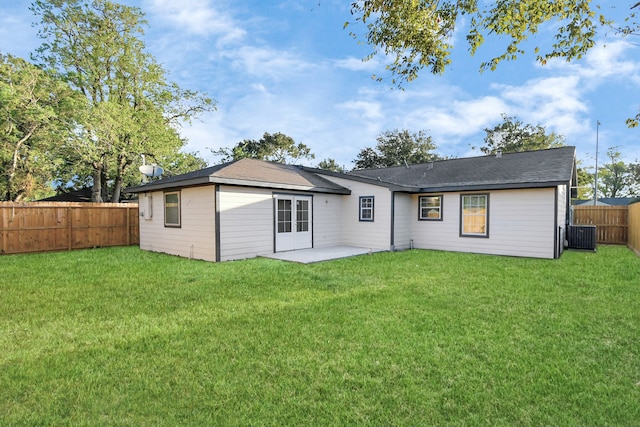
[352,146,576,172]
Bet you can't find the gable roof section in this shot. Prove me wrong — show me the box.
[348,146,576,192]
[125,158,351,195]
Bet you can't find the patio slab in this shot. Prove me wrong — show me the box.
[261,246,380,264]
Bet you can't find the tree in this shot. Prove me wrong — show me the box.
[477,114,566,155]
[597,147,635,198]
[31,0,214,202]
[629,161,640,195]
[353,129,441,169]
[617,3,640,128]
[0,53,82,201]
[317,158,345,173]
[160,151,209,176]
[576,165,594,200]
[347,1,605,86]
[212,132,314,164]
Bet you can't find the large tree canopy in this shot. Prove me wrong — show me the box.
[0,53,82,201]
[31,0,215,202]
[347,0,605,86]
[353,129,442,169]
[213,132,315,164]
[478,114,566,155]
[597,147,637,198]
[317,158,345,173]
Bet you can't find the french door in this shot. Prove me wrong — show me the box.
[275,195,312,252]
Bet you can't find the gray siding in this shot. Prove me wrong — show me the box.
[139,186,216,261]
[323,176,393,251]
[411,188,557,259]
[218,186,274,261]
[312,194,344,248]
[393,193,413,250]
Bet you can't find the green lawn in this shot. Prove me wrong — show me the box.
[1,246,639,426]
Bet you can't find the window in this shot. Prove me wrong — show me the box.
[164,191,181,227]
[460,194,488,237]
[359,196,374,222]
[419,195,442,220]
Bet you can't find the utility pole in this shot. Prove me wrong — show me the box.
[593,120,600,205]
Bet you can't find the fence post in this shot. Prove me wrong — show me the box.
[126,206,131,246]
[67,207,72,251]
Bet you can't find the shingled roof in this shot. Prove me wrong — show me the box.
[126,158,351,194]
[347,146,576,192]
[126,147,576,195]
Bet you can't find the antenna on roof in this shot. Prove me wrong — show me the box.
[404,159,409,169]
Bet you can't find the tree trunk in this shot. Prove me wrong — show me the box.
[110,155,130,202]
[101,171,109,202]
[7,127,36,201]
[91,164,103,202]
[111,176,123,203]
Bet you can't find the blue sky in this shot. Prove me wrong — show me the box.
[2,0,640,171]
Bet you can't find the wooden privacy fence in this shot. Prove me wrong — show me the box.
[0,202,139,255]
[572,206,628,245]
[629,203,640,256]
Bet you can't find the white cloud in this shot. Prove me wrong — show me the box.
[219,45,317,79]
[144,0,246,45]
[336,100,383,121]
[334,56,382,72]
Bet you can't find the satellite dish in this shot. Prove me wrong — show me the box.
[139,164,164,177]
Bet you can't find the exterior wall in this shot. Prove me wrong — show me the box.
[312,193,345,248]
[323,176,393,251]
[218,186,274,261]
[218,187,344,261]
[138,186,216,261]
[410,188,557,259]
[393,193,413,250]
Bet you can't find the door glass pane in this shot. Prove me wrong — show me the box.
[296,200,309,232]
[278,199,292,233]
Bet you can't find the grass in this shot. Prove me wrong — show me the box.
[1,246,639,426]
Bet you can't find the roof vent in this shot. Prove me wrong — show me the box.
[496,151,502,158]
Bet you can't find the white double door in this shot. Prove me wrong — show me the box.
[275,195,312,252]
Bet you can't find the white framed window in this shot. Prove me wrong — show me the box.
[419,195,442,220]
[359,196,374,222]
[460,194,488,237]
[164,191,181,227]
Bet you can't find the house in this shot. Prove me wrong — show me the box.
[37,187,94,202]
[573,197,637,206]
[125,146,577,261]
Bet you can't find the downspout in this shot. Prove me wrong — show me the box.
[390,191,395,251]
[553,186,559,259]
[215,184,221,262]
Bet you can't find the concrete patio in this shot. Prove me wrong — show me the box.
[261,245,379,264]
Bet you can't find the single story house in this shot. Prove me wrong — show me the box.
[125,146,577,261]
[573,197,638,206]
